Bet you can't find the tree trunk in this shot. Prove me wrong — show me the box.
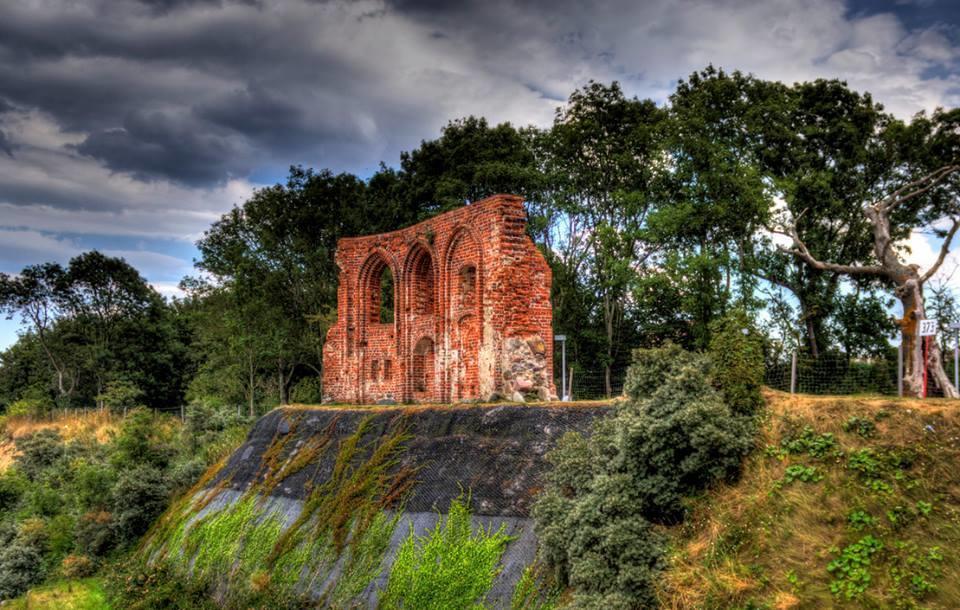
[896,273,958,398]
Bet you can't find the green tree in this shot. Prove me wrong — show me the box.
[541,81,667,396]
[648,67,775,347]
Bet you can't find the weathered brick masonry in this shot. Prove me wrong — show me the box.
[322,194,556,404]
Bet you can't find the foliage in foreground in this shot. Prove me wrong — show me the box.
[533,337,759,608]
[379,497,512,609]
[5,577,109,610]
[0,404,249,600]
[132,413,412,609]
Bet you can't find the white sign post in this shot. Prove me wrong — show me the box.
[919,319,939,337]
[918,319,938,398]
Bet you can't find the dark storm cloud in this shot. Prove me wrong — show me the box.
[0,0,956,217]
[72,110,251,185]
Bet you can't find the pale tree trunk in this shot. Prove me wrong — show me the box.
[896,273,956,397]
[779,164,960,399]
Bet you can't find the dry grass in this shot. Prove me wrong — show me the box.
[657,389,960,609]
[0,409,171,472]
[284,398,618,414]
[3,410,121,443]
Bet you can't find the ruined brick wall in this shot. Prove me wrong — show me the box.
[322,194,556,404]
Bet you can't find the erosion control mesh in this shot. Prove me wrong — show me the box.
[212,403,613,518]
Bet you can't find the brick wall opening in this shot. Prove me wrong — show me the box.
[412,337,435,399]
[323,194,555,404]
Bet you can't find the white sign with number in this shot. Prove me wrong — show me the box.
[919,319,939,337]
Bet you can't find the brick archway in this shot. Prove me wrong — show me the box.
[356,250,401,403]
[322,194,556,404]
[401,242,439,401]
[443,226,482,402]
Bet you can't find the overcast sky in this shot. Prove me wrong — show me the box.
[1,0,959,348]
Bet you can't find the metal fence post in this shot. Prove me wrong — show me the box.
[790,352,797,395]
[898,343,904,398]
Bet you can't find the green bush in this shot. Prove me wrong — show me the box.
[0,542,45,599]
[380,497,512,609]
[708,308,764,416]
[533,344,756,607]
[15,430,65,481]
[73,460,117,512]
[0,469,28,513]
[111,408,174,470]
[290,377,324,404]
[75,511,116,558]
[111,465,171,545]
[622,342,697,400]
[6,398,51,419]
[105,559,218,610]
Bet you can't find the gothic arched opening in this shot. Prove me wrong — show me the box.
[412,336,436,399]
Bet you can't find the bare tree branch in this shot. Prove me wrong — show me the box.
[920,216,960,284]
[880,164,960,212]
[775,222,887,277]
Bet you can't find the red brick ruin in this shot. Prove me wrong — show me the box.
[322,194,556,404]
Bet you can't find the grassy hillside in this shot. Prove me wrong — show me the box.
[658,390,960,609]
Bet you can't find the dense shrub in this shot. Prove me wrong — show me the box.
[111,466,171,545]
[105,560,218,610]
[290,377,324,404]
[15,430,65,480]
[111,408,175,470]
[75,511,116,558]
[533,344,757,607]
[708,308,764,415]
[0,543,45,599]
[0,469,27,512]
[73,460,117,512]
[181,399,250,463]
[6,398,51,419]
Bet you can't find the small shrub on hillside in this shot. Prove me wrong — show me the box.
[181,399,250,463]
[0,469,28,512]
[534,344,755,607]
[708,308,764,416]
[781,464,824,485]
[290,377,323,404]
[168,458,207,494]
[827,535,882,600]
[111,465,171,545]
[61,553,96,578]
[0,542,45,599]
[15,429,65,480]
[96,379,145,416]
[105,559,218,610]
[75,511,116,557]
[781,426,838,459]
[843,416,877,438]
[73,460,117,512]
[111,408,175,470]
[23,480,64,517]
[847,510,877,531]
[6,398,51,420]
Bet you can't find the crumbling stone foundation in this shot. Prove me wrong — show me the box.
[322,194,556,403]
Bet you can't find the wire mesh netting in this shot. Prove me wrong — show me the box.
[765,347,960,397]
